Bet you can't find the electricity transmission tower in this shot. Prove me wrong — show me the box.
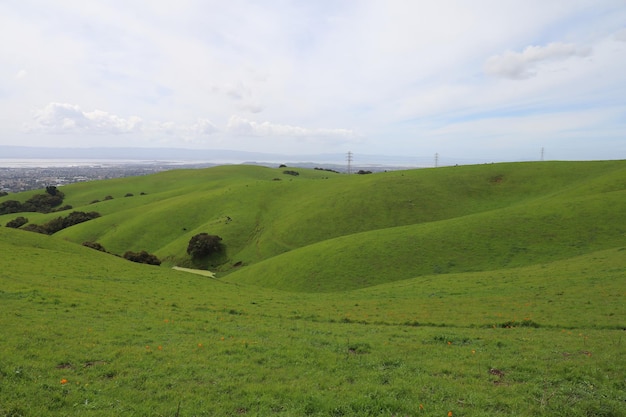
[346,151,353,174]
[540,147,545,161]
[434,153,439,168]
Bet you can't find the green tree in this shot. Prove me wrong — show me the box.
[82,241,108,252]
[5,216,28,228]
[123,250,161,266]
[0,200,23,215]
[187,233,223,258]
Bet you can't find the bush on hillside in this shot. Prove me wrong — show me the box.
[22,191,65,213]
[283,170,299,176]
[0,191,8,197]
[46,185,61,196]
[187,233,223,258]
[44,211,101,234]
[5,216,28,228]
[20,211,101,235]
[82,241,108,252]
[0,200,23,215]
[21,223,49,234]
[0,188,65,215]
[123,250,161,266]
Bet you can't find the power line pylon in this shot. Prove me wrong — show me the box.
[346,151,353,174]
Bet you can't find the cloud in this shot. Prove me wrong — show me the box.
[31,102,142,134]
[188,118,218,135]
[29,103,220,138]
[28,104,356,145]
[226,115,355,138]
[484,42,592,80]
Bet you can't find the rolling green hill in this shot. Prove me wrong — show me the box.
[2,160,625,292]
[1,161,625,416]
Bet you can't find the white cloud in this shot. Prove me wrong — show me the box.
[484,42,592,80]
[2,1,625,160]
[226,115,355,138]
[188,118,219,135]
[31,102,142,134]
[29,103,220,139]
[28,103,356,145]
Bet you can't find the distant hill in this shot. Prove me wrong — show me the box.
[0,145,429,170]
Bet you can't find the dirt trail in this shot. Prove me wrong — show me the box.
[172,266,215,278]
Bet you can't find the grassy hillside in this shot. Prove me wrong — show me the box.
[1,161,625,416]
[2,160,625,292]
[1,225,625,416]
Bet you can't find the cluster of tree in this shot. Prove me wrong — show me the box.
[283,170,300,176]
[21,211,101,235]
[356,170,373,175]
[122,250,161,266]
[314,167,340,174]
[82,241,107,252]
[82,241,162,266]
[5,216,28,228]
[0,186,69,215]
[187,233,223,258]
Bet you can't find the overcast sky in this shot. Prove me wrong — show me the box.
[1,1,625,162]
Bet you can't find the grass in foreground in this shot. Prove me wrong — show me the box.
[1,225,624,416]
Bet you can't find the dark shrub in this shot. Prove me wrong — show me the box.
[82,241,108,252]
[46,186,61,196]
[0,200,23,215]
[41,217,66,234]
[104,195,114,200]
[6,216,28,228]
[283,170,299,176]
[0,191,8,197]
[187,233,223,258]
[21,211,101,235]
[123,250,161,266]
[21,223,49,234]
[124,193,134,197]
[45,211,101,234]
[0,188,66,215]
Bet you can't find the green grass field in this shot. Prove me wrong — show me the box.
[1,161,625,416]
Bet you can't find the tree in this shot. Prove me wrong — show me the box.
[82,241,108,252]
[123,250,161,266]
[187,233,223,258]
[5,216,28,228]
[46,185,61,196]
[0,200,23,215]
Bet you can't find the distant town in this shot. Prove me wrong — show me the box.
[0,162,217,193]
[0,146,448,194]
[0,160,388,194]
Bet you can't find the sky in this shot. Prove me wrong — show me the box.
[1,0,625,163]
